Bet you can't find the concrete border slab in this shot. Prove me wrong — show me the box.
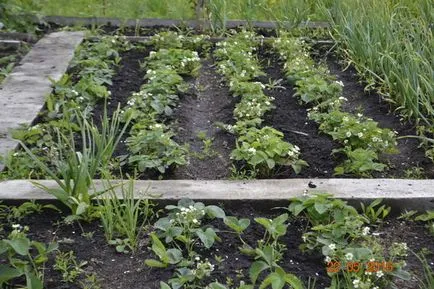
[0,31,84,170]
[0,179,433,210]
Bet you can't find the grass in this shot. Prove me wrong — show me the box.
[38,0,196,20]
[36,0,330,21]
[325,0,433,128]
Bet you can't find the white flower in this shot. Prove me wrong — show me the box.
[343,116,349,122]
[12,224,21,229]
[376,270,384,278]
[345,253,354,261]
[357,113,363,118]
[325,256,332,263]
[248,147,256,154]
[346,131,352,137]
[195,256,200,261]
[192,219,199,224]
[357,132,364,138]
[352,278,360,288]
[328,243,336,250]
[362,227,370,236]
[338,96,348,101]
[335,80,344,87]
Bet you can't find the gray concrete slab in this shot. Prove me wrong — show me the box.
[0,31,84,170]
[0,40,22,51]
[0,179,433,210]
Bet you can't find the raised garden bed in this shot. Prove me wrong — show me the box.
[1,195,433,289]
[2,29,432,180]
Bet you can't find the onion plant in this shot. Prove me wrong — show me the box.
[20,105,130,220]
[323,0,434,157]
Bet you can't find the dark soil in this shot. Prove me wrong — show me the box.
[92,47,148,171]
[260,48,341,179]
[3,202,433,289]
[323,54,434,179]
[172,59,236,179]
[93,48,148,124]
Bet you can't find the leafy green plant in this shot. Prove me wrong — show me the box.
[224,216,250,245]
[0,225,58,289]
[79,273,102,289]
[54,250,87,283]
[127,122,188,174]
[360,199,391,225]
[0,201,58,225]
[0,0,41,33]
[415,210,434,236]
[231,127,307,177]
[145,233,184,268]
[152,199,225,257]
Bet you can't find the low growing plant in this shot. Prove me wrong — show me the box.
[0,224,58,289]
[230,127,307,177]
[54,250,87,283]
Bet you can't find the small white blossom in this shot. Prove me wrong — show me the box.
[346,131,352,137]
[325,256,332,263]
[328,243,336,250]
[352,278,360,288]
[376,270,384,278]
[362,227,370,236]
[345,253,354,261]
[335,80,344,87]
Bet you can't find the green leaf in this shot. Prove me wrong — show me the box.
[76,202,89,215]
[266,158,275,169]
[205,205,226,219]
[150,233,168,263]
[160,281,172,289]
[0,265,22,284]
[249,260,269,284]
[4,238,30,256]
[390,268,411,280]
[314,202,329,214]
[283,272,304,289]
[196,228,218,249]
[167,249,183,264]
[207,282,228,289]
[224,216,250,233]
[25,271,43,289]
[259,272,285,289]
[145,259,167,268]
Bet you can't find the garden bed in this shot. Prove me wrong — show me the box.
[1,198,433,289]
[10,30,432,180]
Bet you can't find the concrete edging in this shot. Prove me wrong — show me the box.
[0,31,85,170]
[0,179,433,210]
